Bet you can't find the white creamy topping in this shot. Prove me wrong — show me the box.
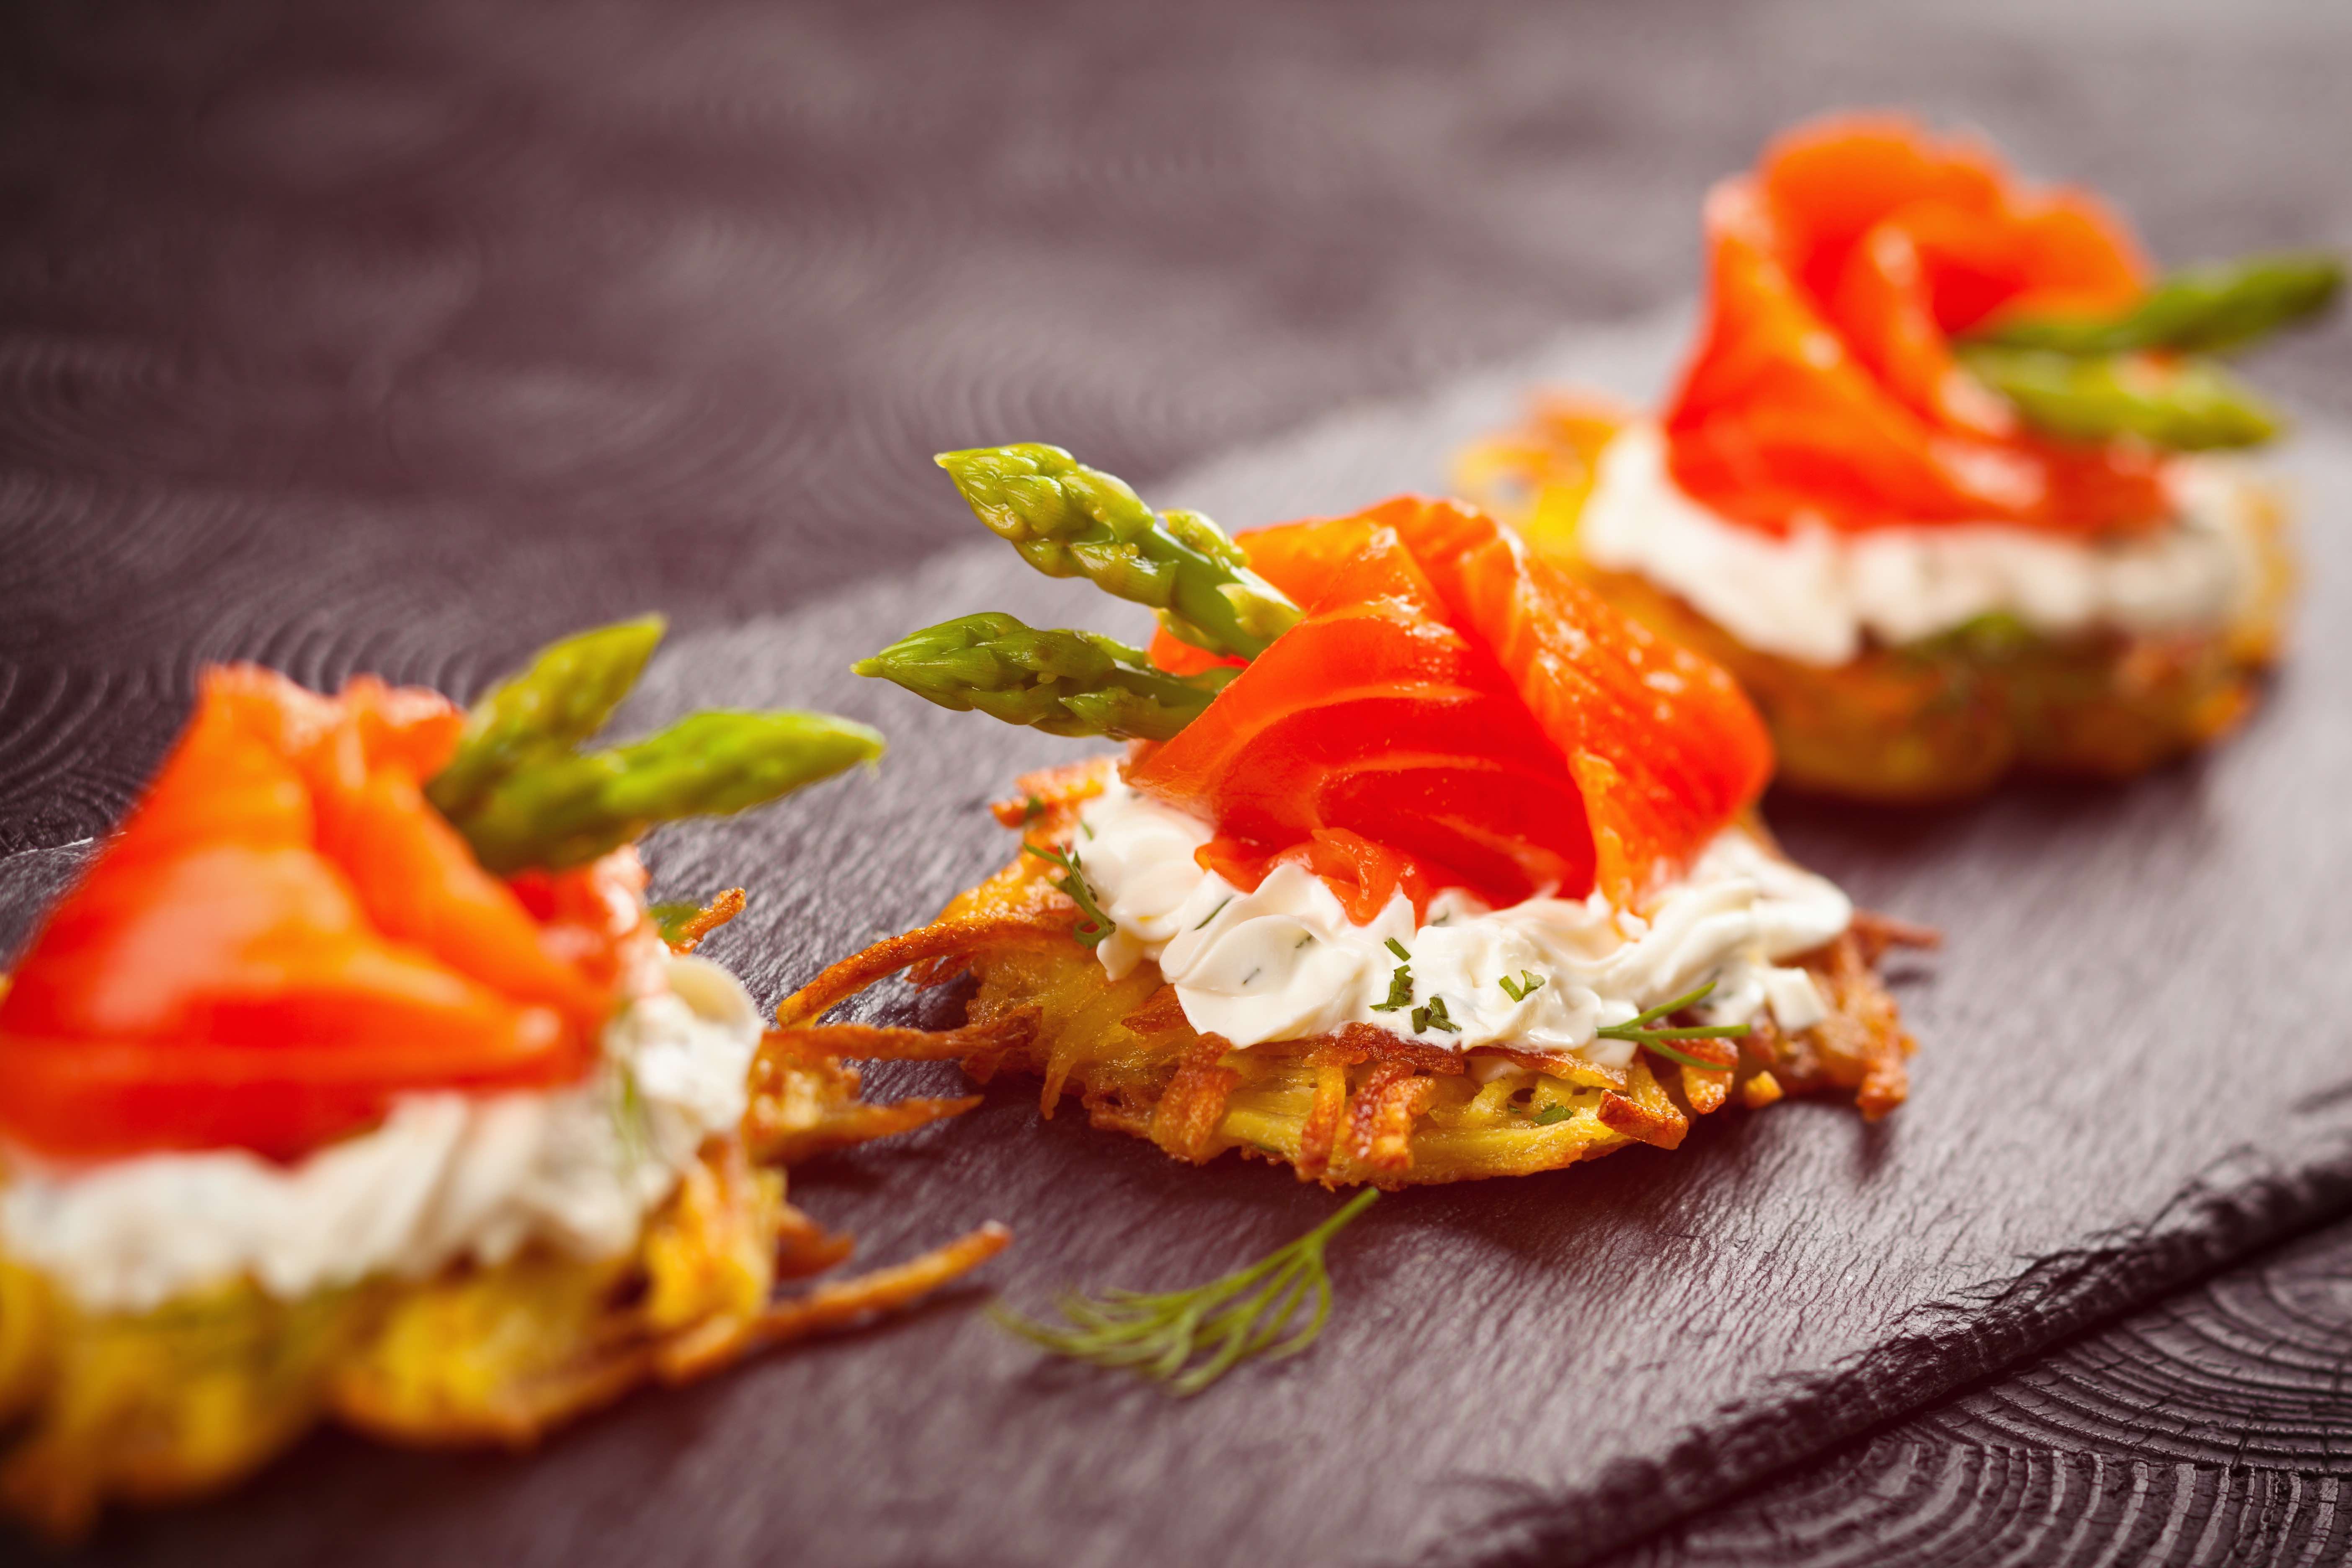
[0,955,763,1313]
[1576,422,2264,666]
[1081,778,1849,1069]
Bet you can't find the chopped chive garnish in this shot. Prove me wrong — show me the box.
[1530,1103,1572,1127]
[647,901,702,948]
[612,1058,652,1167]
[1411,995,1458,1034]
[1370,939,1418,1014]
[1498,970,1545,1003]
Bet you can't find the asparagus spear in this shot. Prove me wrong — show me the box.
[426,617,884,874]
[426,616,665,820]
[854,611,1233,741]
[452,709,885,875]
[935,444,1300,661]
[1956,345,2282,450]
[1966,252,2342,358]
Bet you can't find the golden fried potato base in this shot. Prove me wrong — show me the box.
[1455,406,2295,803]
[0,1031,1008,1541]
[779,766,1923,1191]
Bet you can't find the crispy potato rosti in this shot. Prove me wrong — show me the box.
[0,1019,1008,1541]
[780,766,1923,1190]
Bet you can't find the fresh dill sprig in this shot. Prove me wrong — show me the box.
[1370,937,1414,1013]
[1594,981,1749,1070]
[1021,794,1046,822]
[1411,995,1459,1034]
[1024,840,1117,949]
[993,1190,1377,1395]
[1194,896,1232,931]
[1498,970,1545,1003]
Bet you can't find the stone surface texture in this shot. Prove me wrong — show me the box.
[3,1,2350,1563]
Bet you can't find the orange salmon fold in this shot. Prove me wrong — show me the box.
[1666,112,2170,537]
[1137,496,1773,910]
[0,666,637,1163]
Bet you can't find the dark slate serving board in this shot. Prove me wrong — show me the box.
[11,0,2352,1559]
[7,311,2352,1566]
[1614,1211,2352,1566]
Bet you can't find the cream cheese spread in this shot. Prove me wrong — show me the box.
[0,955,763,1313]
[1576,422,2264,666]
[1079,776,1849,1070]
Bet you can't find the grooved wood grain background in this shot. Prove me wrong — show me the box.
[4,2,2352,1563]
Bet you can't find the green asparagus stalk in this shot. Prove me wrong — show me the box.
[853,611,1233,741]
[1966,252,2342,358]
[1956,345,2282,450]
[451,709,885,875]
[426,616,885,874]
[935,444,1300,661]
[426,616,666,821]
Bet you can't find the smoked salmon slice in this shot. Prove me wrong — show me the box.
[1132,522,1596,912]
[1666,113,2170,536]
[0,666,630,1162]
[1135,497,1772,910]
[1366,496,1773,904]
